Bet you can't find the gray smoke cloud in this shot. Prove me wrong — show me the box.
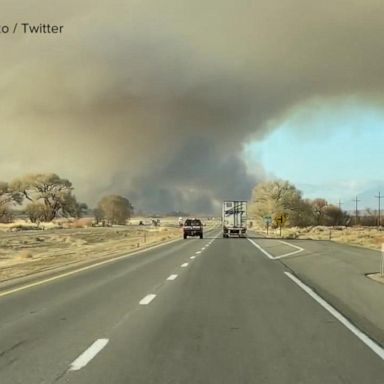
[1,0,384,213]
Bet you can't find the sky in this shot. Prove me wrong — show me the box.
[244,100,384,211]
[1,1,384,214]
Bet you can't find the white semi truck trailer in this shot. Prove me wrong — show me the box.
[222,201,247,238]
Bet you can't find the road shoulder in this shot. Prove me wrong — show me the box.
[248,234,384,347]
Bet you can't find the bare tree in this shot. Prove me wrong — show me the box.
[311,198,328,225]
[360,208,377,226]
[322,204,344,226]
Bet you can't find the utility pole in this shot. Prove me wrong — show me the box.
[352,196,360,225]
[335,199,343,227]
[374,192,384,228]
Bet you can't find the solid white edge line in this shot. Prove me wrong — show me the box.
[0,237,182,298]
[247,239,274,259]
[274,249,304,259]
[274,240,304,258]
[248,238,304,260]
[284,271,384,361]
[279,240,303,251]
[166,274,178,281]
[69,339,109,371]
[139,294,157,305]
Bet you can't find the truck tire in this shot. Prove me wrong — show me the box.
[200,233,203,239]
[183,234,187,239]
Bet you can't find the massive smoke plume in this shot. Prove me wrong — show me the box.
[1,0,384,212]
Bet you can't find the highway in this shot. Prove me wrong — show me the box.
[0,228,383,383]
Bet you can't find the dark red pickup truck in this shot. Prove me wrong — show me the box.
[183,219,203,239]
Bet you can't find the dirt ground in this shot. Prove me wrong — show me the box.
[0,217,218,282]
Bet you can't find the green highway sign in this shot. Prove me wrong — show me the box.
[264,215,272,224]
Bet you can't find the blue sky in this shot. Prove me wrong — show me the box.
[244,101,384,211]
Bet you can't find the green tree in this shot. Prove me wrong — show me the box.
[11,173,81,221]
[93,208,104,224]
[96,195,134,225]
[25,202,51,223]
[249,180,307,227]
[0,181,23,223]
[61,193,88,218]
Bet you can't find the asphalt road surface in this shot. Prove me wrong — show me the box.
[0,229,383,383]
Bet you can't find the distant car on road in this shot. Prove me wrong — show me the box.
[183,218,203,239]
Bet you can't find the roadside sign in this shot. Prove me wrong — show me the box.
[276,215,286,225]
[275,214,286,237]
[264,215,272,236]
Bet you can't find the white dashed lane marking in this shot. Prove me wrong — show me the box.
[69,339,109,371]
[167,274,178,281]
[139,294,157,305]
[181,263,189,267]
[190,256,196,259]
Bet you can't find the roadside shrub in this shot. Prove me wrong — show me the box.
[25,202,51,223]
[0,207,14,223]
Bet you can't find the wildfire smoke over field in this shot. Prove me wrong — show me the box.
[1,0,384,212]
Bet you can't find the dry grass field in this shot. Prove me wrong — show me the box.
[4,219,381,283]
[254,224,384,284]
[0,217,217,282]
[255,224,384,251]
